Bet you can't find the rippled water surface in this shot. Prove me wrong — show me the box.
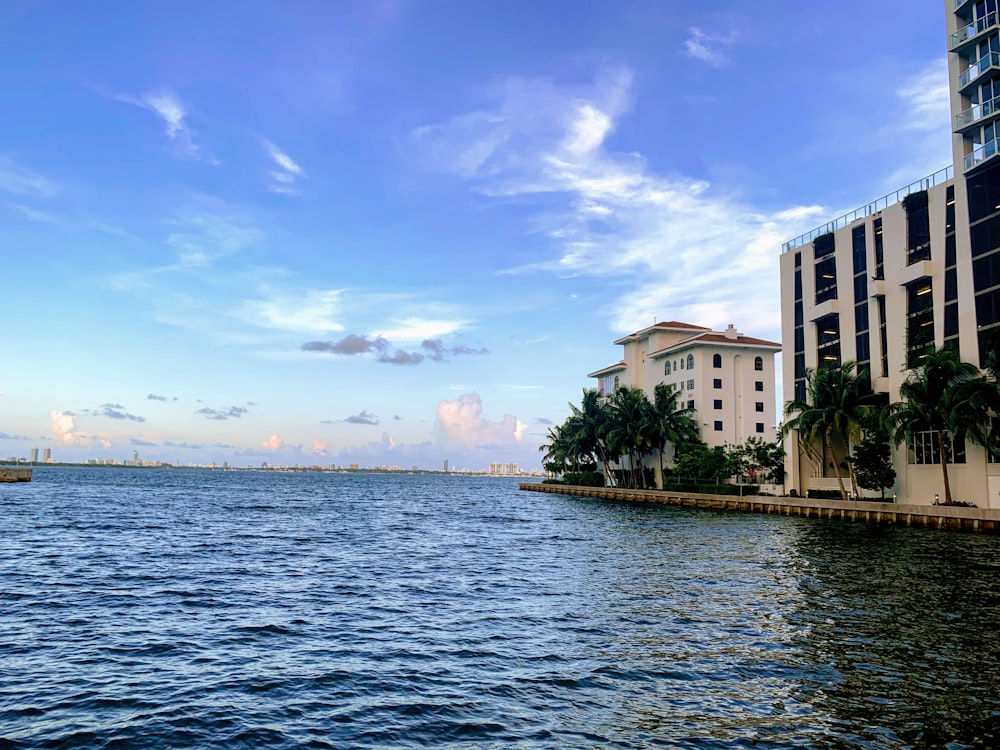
[3,468,1000,748]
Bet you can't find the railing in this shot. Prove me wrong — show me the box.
[964,137,1000,171]
[782,165,954,253]
[950,10,1000,49]
[955,93,1000,129]
[959,50,1000,89]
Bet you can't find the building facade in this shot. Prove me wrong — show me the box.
[778,1,1000,507]
[587,321,780,456]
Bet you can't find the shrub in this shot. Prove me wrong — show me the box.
[562,471,605,487]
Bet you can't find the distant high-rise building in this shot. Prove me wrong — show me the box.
[443,458,449,472]
[29,448,38,463]
[132,450,139,462]
[42,448,51,462]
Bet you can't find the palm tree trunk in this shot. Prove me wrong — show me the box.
[938,428,953,504]
[828,425,848,502]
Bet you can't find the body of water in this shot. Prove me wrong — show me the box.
[3,467,1000,748]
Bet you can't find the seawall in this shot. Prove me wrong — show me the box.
[0,467,33,483]
[519,482,1000,534]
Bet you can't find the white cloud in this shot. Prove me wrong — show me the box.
[377,317,467,341]
[897,59,950,132]
[264,140,306,194]
[114,90,210,161]
[683,27,741,69]
[414,65,824,337]
[51,411,80,444]
[436,393,527,449]
[261,433,283,450]
[0,157,56,197]
[240,288,345,333]
[5,203,56,223]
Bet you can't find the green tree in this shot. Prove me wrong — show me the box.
[604,386,657,488]
[890,347,993,505]
[729,436,786,484]
[649,383,700,488]
[783,361,882,501]
[672,442,731,483]
[849,414,896,500]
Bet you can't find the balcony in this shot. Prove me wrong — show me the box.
[964,137,1000,172]
[950,11,1000,53]
[955,0,974,14]
[955,94,1000,132]
[959,51,1000,93]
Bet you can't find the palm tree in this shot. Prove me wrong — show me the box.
[604,386,656,489]
[783,361,882,501]
[889,347,993,505]
[567,389,614,484]
[649,383,700,488]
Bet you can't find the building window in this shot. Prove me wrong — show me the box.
[755,402,764,412]
[687,379,694,390]
[713,399,723,409]
[755,381,764,392]
[815,255,838,304]
[754,356,763,371]
[876,295,889,378]
[904,190,931,265]
[907,280,934,368]
[680,358,684,370]
[714,421,723,431]
[614,375,619,390]
[664,361,671,376]
[816,314,842,368]
[687,400,694,410]
[908,429,966,465]
[755,423,765,433]
[713,378,722,389]
[687,354,694,370]
[713,353,722,368]
[873,218,884,280]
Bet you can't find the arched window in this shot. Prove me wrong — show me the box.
[614,375,619,390]
[687,354,694,370]
[754,356,763,371]
[665,361,671,376]
[680,358,684,370]
[713,353,722,368]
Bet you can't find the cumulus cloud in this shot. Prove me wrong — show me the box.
[413,64,824,335]
[345,410,379,425]
[51,410,80,444]
[312,439,328,455]
[264,140,306,194]
[261,433,283,450]
[436,393,527,449]
[195,406,249,420]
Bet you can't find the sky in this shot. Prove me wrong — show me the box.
[0,0,953,470]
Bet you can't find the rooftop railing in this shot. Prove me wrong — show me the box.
[781,165,954,254]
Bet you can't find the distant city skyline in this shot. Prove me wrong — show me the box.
[0,1,951,470]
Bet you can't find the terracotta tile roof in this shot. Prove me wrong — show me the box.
[587,361,627,378]
[648,331,780,358]
[613,321,710,344]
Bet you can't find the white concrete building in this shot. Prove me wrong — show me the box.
[777,1,1000,507]
[588,321,780,451]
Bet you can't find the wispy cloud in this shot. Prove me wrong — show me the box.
[4,203,56,223]
[98,403,146,422]
[413,64,823,336]
[113,89,211,162]
[683,27,741,69]
[0,157,56,197]
[264,140,306,194]
[130,438,158,447]
[239,288,344,333]
[147,393,179,402]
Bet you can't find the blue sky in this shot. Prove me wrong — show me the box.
[0,0,952,470]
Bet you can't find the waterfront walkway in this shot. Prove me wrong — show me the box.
[519,482,1000,533]
[0,467,32,483]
